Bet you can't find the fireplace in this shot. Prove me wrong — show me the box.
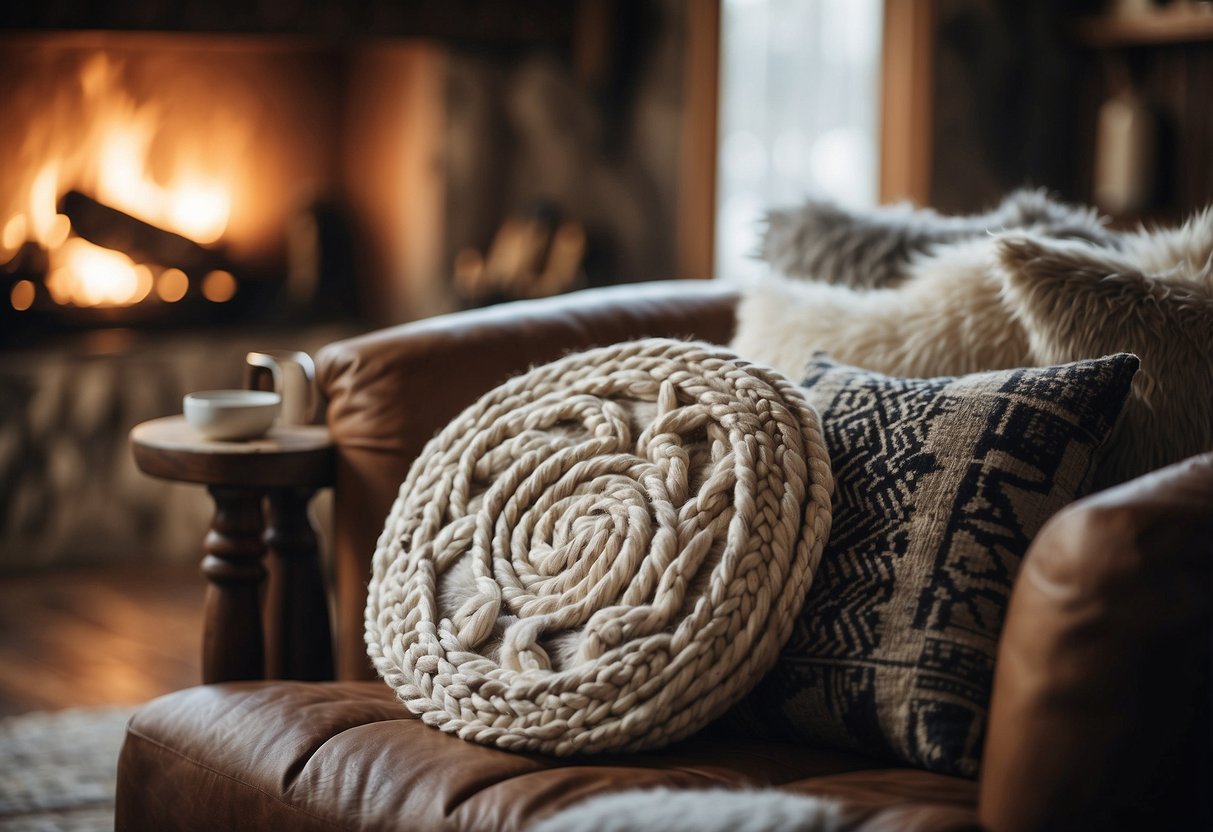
[0,5,590,343]
[0,31,404,341]
[1,1,718,346]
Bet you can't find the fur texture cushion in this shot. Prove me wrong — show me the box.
[528,788,842,832]
[366,339,833,755]
[731,354,1139,778]
[732,239,1030,380]
[996,215,1213,486]
[734,206,1213,489]
[762,189,1112,289]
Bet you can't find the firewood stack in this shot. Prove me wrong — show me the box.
[453,205,587,306]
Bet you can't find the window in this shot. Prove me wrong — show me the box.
[715,0,883,282]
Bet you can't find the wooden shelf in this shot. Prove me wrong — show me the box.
[1076,4,1213,47]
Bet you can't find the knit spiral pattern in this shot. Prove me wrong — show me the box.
[366,339,833,755]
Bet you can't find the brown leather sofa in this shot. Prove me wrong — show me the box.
[116,281,1213,831]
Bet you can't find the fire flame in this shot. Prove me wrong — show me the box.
[95,120,230,245]
[5,53,240,308]
[46,237,154,307]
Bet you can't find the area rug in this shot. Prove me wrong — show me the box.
[0,705,136,831]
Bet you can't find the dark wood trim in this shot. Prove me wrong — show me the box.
[880,0,935,206]
[676,0,721,279]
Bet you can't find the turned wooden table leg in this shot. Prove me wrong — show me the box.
[130,416,335,684]
[264,487,334,680]
[201,486,267,683]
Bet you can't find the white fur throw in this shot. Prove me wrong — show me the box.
[732,239,1030,381]
[733,205,1213,489]
[762,188,1113,289]
[366,339,833,754]
[528,788,843,832]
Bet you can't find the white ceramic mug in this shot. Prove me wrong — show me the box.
[245,350,317,426]
[184,390,281,440]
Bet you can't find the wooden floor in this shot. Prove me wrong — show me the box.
[0,564,204,717]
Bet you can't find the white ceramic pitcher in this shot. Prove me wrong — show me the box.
[245,350,317,426]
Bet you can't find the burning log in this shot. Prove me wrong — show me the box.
[58,190,232,274]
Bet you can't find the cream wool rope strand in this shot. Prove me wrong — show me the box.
[366,339,832,755]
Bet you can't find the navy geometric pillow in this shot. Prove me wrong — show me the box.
[734,353,1139,777]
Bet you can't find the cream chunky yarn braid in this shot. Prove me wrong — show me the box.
[366,339,832,754]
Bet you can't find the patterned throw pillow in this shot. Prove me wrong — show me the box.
[734,353,1139,778]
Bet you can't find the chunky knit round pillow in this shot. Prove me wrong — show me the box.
[366,338,832,754]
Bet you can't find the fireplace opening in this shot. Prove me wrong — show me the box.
[2,3,717,347]
[0,33,362,343]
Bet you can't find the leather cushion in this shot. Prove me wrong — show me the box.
[980,452,1213,831]
[116,681,977,832]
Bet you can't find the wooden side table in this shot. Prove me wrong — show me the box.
[130,416,335,684]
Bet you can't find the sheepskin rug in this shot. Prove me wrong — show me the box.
[528,788,842,832]
[733,203,1213,489]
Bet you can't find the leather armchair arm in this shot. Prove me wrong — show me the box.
[316,280,738,678]
[979,453,1213,831]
